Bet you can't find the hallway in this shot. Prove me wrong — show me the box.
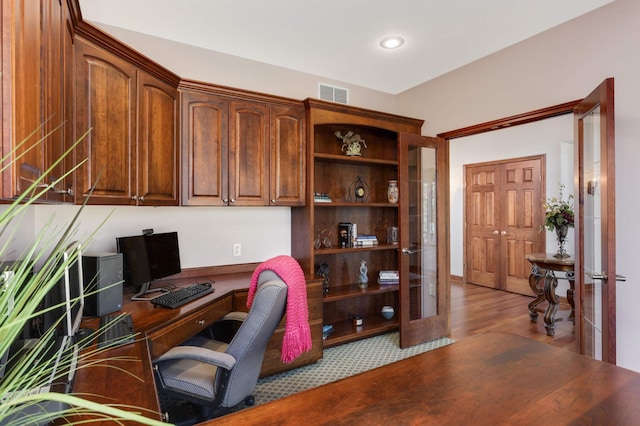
[450,280,576,351]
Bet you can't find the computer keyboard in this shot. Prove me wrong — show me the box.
[150,282,214,309]
[97,313,135,349]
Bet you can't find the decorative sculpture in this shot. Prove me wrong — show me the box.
[335,130,367,156]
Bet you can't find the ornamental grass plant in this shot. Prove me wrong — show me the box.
[0,124,166,425]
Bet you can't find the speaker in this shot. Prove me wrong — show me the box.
[82,252,123,317]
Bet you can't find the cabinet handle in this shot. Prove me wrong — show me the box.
[501,231,507,236]
[131,195,138,201]
[592,273,627,282]
[139,196,145,202]
[230,198,236,203]
[492,230,499,235]
[402,247,420,255]
[197,320,205,326]
[271,199,276,204]
[223,198,229,203]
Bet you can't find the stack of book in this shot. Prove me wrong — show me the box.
[378,270,399,285]
[314,192,333,203]
[338,222,357,247]
[355,234,378,247]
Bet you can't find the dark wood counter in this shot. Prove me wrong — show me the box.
[210,332,640,425]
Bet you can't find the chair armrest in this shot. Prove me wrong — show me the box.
[155,345,236,371]
[223,311,248,322]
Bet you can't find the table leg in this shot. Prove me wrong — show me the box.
[543,271,559,336]
[528,266,545,322]
[567,271,575,324]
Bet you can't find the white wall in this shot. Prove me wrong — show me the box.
[397,0,640,372]
[32,205,290,269]
[450,114,574,295]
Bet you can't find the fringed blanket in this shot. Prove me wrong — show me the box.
[248,255,312,363]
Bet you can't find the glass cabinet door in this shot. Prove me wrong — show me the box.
[398,134,449,348]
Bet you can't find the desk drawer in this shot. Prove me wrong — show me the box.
[147,296,232,358]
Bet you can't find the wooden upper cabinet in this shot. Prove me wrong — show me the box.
[2,0,73,202]
[229,100,270,206]
[181,90,229,206]
[75,38,137,205]
[75,39,178,206]
[137,71,179,206]
[180,84,305,207]
[270,105,306,206]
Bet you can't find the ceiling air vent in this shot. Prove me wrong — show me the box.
[318,83,349,104]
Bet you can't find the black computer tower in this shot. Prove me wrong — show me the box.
[82,252,123,317]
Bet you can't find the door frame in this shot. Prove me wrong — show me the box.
[438,100,581,330]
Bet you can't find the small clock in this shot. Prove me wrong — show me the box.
[349,176,369,202]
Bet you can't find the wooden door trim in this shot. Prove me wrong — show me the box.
[465,153,547,170]
[442,100,580,288]
[438,100,581,140]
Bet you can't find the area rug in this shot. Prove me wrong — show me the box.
[159,332,454,424]
[252,332,454,405]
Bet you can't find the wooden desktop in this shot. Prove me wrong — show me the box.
[72,265,323,423]
[210,332,640,425]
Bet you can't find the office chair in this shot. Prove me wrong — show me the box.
[153,270,287,421]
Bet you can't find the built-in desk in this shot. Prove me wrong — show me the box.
[72,267,323,424]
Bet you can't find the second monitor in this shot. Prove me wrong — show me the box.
[116,231,181,300]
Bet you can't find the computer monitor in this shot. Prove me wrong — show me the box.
[41,241,86,339]
[116,235,154,300]
[116,231,182,300]
[147,232,181,280]
[60,241,84,338]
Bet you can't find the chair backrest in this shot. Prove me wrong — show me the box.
[217,270,287,407]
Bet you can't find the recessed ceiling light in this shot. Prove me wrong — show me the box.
[379,36,405,49]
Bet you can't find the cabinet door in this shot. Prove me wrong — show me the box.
[5,0,44,200]
[2,0,74,202]
[137,71,179,206]
[42,0,68,203]
[398,133,450,348]
[180,90,229,206]
[270,105,305,206]
[75,39,137,205]
[229,100,270,206]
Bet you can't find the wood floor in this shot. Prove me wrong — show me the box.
[450,280,576,352]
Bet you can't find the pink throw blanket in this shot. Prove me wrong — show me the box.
[247,255,312,363]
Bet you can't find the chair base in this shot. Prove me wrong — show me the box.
[158,385,255,423]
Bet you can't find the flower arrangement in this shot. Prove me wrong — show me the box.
[543,185,575,231]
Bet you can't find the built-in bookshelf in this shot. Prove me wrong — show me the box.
[291,99,423,347]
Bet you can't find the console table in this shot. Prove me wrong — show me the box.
[524,253,575,336]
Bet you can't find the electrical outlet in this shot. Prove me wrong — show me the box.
[233,243,242,257]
